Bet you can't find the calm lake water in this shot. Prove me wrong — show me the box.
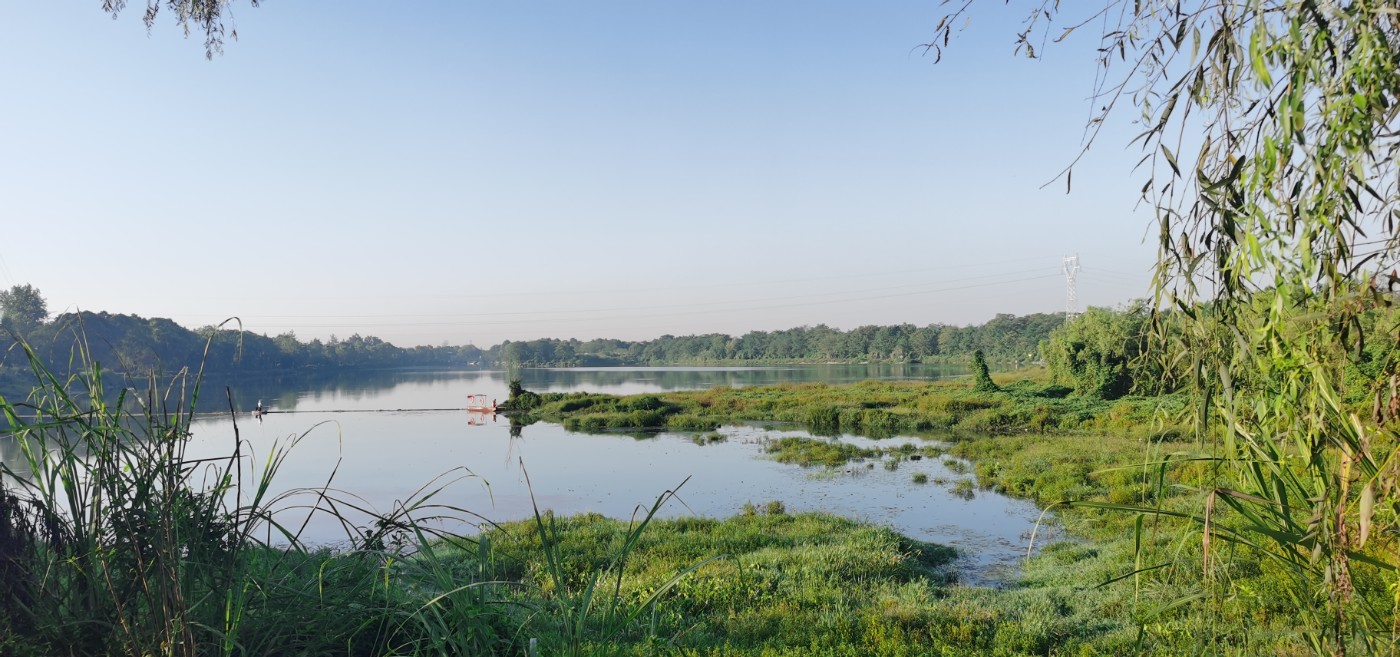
[11,365,1050,585]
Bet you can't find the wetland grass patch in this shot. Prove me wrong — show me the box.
[762,435,880,468]
[526,375,1188,442]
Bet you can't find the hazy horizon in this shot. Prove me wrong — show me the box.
[38,302,1075,352]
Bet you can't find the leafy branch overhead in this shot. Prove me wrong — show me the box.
[102,0,260,59]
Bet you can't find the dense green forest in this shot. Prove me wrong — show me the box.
[0,286,1065,378]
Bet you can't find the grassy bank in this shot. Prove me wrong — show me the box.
[467,509,1147,656]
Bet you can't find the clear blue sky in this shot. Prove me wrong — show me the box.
[0,2,1156,348]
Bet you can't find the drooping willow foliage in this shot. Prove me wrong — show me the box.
[938,1,1400,652]
[102,0,259,59]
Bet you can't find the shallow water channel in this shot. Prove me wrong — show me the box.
[38,366,1051,585]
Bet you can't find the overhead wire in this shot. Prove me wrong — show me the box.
[0,248,14,286]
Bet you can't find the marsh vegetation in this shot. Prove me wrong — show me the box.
[6,323,1400,655]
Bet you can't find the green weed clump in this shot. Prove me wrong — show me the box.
[763,436,880,468]
[691,432,727,445]
[950,479,976,500]
[667,414,720,431]
[562,410,666,432]
[562,414,611,432]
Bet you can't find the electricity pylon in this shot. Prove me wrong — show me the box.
[1063,255,1081,320]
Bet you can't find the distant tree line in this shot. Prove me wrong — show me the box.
[0,306,483,384]
[487,313,1065,367]
[0,284,1068,387]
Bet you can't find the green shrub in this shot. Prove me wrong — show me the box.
[626,409,666,428]
[505,389,542,410]
[972,350,1000,393]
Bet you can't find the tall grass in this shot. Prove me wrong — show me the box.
[523,471,719,656]
[0,333,267,655]
[0,332,479,655]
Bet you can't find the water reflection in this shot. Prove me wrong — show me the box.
[5,366,1040,585]
[198,369,503,413]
